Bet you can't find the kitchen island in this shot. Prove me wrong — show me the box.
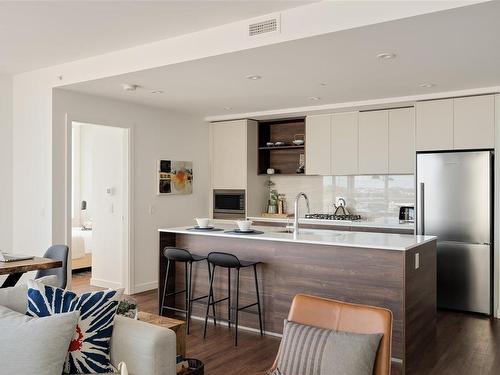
[159,224,436,374]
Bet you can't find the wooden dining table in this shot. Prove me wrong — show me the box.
[0,257,62,288]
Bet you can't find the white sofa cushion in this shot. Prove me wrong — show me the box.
[0,305,79,375]
[0,275,59,313]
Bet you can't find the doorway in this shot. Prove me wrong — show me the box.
[70,121,130,292]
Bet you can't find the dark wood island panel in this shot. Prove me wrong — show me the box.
[159,231,436,374]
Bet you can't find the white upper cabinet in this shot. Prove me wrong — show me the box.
[389,108,415,174]
[306,114,331,175]
[331,112,358,175]
[453,95,495,150]
[359,111,389,174]
[416,99,454,151]
[210,120,247,189]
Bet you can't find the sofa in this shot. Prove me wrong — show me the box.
[0,278,177,375]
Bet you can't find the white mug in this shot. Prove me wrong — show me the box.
[267,168,275,175]
[236,220,252,231]
[195,217,209,228]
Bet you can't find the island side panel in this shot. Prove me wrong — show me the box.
[172,233,406,360]
[158,232,177,317]
[404,240,437,375]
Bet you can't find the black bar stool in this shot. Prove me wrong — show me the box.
[203,251,263,346]
[160,247,216,334]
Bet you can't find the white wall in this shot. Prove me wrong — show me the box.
[53,90,209,292]
[0,75,12,252]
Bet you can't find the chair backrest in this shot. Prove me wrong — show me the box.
[36,245,69,289]
[207,251,241,268]
[270,294,393,375]
[163,247,193,263]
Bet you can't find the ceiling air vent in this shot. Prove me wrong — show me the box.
[249,17,280,37]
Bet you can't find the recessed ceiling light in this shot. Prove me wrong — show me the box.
[151,90,163,94]
[308,96,321,101]
[223,106,232,111]
[377,52,397,60]
[122,83,138,91]
[246,75,262,80]
[319,82,327,87]
[419,83,436,88]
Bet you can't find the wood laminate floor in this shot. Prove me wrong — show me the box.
[71,272,500,375]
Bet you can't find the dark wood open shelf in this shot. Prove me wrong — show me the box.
[258,118,306,175]
[258,145,305,150]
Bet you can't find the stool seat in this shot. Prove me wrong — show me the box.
[207,251,260,269]
[204,251,263,346]
[163,247,207,263]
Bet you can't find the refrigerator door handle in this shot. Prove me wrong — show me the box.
[419,182,425,235]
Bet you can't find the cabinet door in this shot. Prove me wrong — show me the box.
[359,111,389,174]
[331,112,358,175]
[389,107,415,174]
[416,99,453,151]
[454,95,494,149]
[306,114,331,175]
[211,120,247,189]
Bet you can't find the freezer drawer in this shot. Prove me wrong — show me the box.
[437,241,491,314]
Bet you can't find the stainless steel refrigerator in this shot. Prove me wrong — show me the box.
[416,150,493,315]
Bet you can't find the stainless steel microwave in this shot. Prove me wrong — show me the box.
[213,189,245,219]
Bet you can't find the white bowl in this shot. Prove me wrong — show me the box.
[195,218,210,228]
[292,139,304,145]
[236,220,253,232]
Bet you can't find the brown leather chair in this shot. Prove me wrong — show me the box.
[268,294,393,375]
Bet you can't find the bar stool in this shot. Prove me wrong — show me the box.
[160,247,216,334]
[203,251,263,346]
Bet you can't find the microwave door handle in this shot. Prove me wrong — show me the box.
[419,182,425,235]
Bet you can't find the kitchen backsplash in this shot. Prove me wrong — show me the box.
[269,174,415,221]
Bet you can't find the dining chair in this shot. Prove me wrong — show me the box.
[35,245,69,289]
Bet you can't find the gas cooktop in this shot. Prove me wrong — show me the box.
[304,213,362,221]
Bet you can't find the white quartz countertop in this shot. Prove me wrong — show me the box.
[159,224,435,251]
[247,216,415,230]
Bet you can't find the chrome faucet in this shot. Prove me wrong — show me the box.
[294,192,310,236]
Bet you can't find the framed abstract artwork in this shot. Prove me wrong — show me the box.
[157,160,193,195]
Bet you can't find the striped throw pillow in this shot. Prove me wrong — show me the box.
[273,320,382,375]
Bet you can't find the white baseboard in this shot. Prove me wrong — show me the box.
[90,277,122,289]
[133,281,157,294]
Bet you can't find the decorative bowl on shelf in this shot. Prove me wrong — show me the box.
[266,142,274,147]
[274,141,285,146]
[293,133,305,145]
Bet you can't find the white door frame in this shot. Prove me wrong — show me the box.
[65,114,134,294]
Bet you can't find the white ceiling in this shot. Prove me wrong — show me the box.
[0,0,312,74]
[65,1,500,118]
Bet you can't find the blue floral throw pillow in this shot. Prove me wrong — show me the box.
[27,280,123,374]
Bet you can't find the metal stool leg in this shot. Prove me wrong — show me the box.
[254,264,264,336]
[207,260,216,326]
[235,268,240,346]
[160,259,171,315]
[204,264,216,339]
[184,262,190,334]
[227,268,231,330]
[187,261,193,334]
